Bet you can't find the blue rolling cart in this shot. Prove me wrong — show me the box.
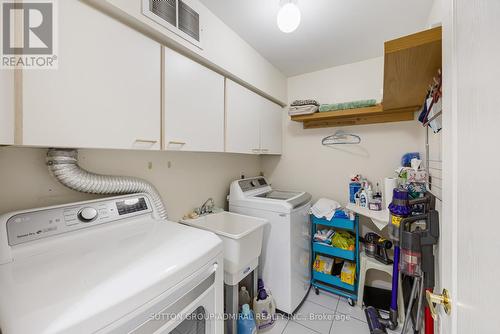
[311,214,360,306]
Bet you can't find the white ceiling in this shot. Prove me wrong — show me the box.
[199,0,435,76]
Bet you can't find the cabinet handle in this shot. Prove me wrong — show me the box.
[261,149,269,153]
[133,139,158,149]
[252,148,261,153]
[135,139,158,144]
[168,141,186,145]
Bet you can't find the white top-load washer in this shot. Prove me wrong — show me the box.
[0,194,224,334]
[228,177,312,314]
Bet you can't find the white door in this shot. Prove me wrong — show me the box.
[21,0,161,150]
[225,79,261,154]
[260,98,283,155]
[163,47,225,152]
[440,1,500,333]
[0,69,14,145]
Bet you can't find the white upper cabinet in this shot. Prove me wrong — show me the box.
[20,0,161,150]
[163,47,225,152]
[260,99,283,155]
[0,70,14,145]
[225,79,262,154]
[226,79,282,154]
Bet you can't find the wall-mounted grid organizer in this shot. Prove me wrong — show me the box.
[311,214,360,306]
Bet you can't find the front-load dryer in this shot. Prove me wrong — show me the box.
[0,194,224,334]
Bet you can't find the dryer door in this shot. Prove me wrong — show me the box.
[102,262,222,334]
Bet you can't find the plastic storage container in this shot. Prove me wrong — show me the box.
[349,182,361,203]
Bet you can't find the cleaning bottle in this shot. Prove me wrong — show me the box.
[349,181,361,203]
[238,304,257,334]
[253,281,276,331]
[239,286,251,309]
[367,185,374,202]
[359,189,368,208]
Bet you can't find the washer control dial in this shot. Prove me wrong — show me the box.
[78,207,98,223]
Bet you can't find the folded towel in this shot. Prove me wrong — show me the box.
[319,99,377,112]
[288,105,318,116]
[291,99,320,107]
[310,198,341,221]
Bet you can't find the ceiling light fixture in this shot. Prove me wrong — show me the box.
[277,0,301,33]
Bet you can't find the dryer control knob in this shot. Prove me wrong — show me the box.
[78,207,98,223]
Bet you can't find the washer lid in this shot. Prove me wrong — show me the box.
[255,190,302,200]
[0,218,222,334]
[231,192,312,213]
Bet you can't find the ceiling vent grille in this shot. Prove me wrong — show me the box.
[150,0,176,27]
[144,0,202,48]
[179,1,200,42]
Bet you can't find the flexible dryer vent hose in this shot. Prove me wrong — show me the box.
[46,149,168,220]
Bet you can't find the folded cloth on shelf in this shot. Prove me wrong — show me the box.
[290,99,320,107]
[310,198,341,221]
[288,104,318,116]
[319,99,377,112]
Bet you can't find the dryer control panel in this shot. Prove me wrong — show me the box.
[6,194,153,246]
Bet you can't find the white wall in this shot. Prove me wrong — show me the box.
[0,147,260,221]
[96,0,287,103]
[427,0,443,27]
[0,70,14,145]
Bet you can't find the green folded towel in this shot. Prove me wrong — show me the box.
[319,99,377,112]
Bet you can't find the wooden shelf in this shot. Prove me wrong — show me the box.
[290,104,416,129]
[291,27,442,129]
[383,26,442,111]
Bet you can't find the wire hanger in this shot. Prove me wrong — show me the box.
[322,131,361,145]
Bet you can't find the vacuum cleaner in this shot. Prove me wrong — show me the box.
[365,189,435,334]
[364,232,393,265]
[399,209,439,333]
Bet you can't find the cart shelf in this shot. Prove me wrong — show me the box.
[311,215,355,230]
[313,242,356,261]
[312,271,356,292]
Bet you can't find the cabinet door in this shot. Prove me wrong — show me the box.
[21,0,161,150]
[260,99,283,155]
[0,70,14,145]
[225,79,261,154]
[163,47,224,152]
